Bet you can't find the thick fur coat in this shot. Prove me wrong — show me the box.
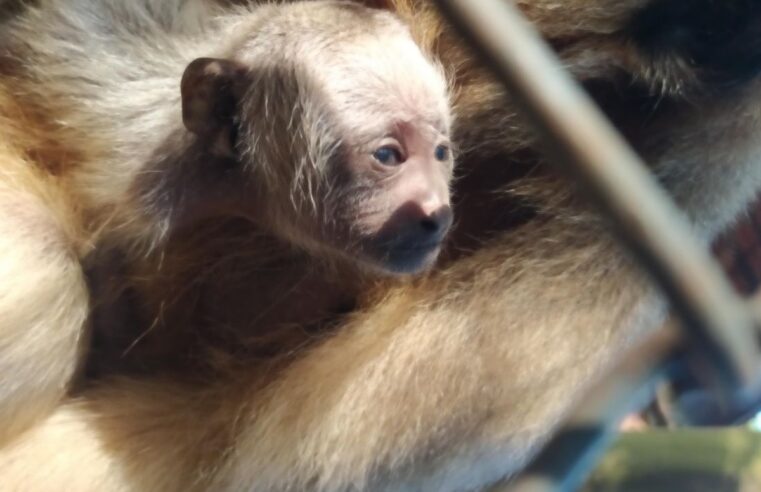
[1,0,760,491]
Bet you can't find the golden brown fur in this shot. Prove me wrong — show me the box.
[1,0,761,491]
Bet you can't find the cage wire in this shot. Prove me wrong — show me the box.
[431,1,761,491]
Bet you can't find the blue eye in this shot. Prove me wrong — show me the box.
[435,144,450,161]
[373,146,403,166]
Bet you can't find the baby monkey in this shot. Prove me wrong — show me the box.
[142,0,455,274]
[114,0,456,367]
[0,0,454,444]
[0,0,453,440]
[4,0,455,273]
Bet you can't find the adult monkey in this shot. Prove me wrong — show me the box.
[2,1,761,492]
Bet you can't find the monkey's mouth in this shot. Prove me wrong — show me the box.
[363,237,444,275]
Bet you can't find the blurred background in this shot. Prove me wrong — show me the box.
[582,195,761,491]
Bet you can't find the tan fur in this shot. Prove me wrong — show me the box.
[0,91,89,445]
[1,1,761,491]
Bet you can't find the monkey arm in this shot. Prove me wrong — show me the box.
[0,143,89,447]
[0,221,663,492]
[215,225,663,491]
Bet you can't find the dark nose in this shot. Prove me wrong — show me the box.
[372,204,454,274]
[630,0,761,85]
[418,206,453,243]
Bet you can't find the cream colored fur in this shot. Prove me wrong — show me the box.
[1,1,761,491]
[0,141,88,446]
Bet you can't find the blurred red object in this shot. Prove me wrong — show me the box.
[715,195,761,295]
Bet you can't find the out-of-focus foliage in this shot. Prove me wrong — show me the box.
[584,429,761,492]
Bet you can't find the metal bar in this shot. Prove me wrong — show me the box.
[752,291,761,321]
[433,0,761,391]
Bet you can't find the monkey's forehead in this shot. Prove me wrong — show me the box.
[231,2,451,136]
[311,35,451,129]
[233,1,410,58]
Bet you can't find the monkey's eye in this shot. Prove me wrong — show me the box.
[373,146,404,166]
[434,144,450,161]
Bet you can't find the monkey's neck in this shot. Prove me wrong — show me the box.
[112,126,253,251]
[88,218,379,377]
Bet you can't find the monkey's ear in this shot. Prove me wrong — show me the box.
[181,58,248,153]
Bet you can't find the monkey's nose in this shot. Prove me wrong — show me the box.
[630,0,761,85]
[418,206,453,242]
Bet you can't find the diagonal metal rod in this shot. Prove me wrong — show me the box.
[431,0,761,491]
[433,0,761,391]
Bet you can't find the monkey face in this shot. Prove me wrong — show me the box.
[328,119,455,275]
[179,2,454,275]
[293,13,454,275]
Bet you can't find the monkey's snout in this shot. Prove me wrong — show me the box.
[371,205,453,274]
[418,207,453,243]
[630,0,761,86]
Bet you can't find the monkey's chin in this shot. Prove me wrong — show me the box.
[365,244,443,276]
